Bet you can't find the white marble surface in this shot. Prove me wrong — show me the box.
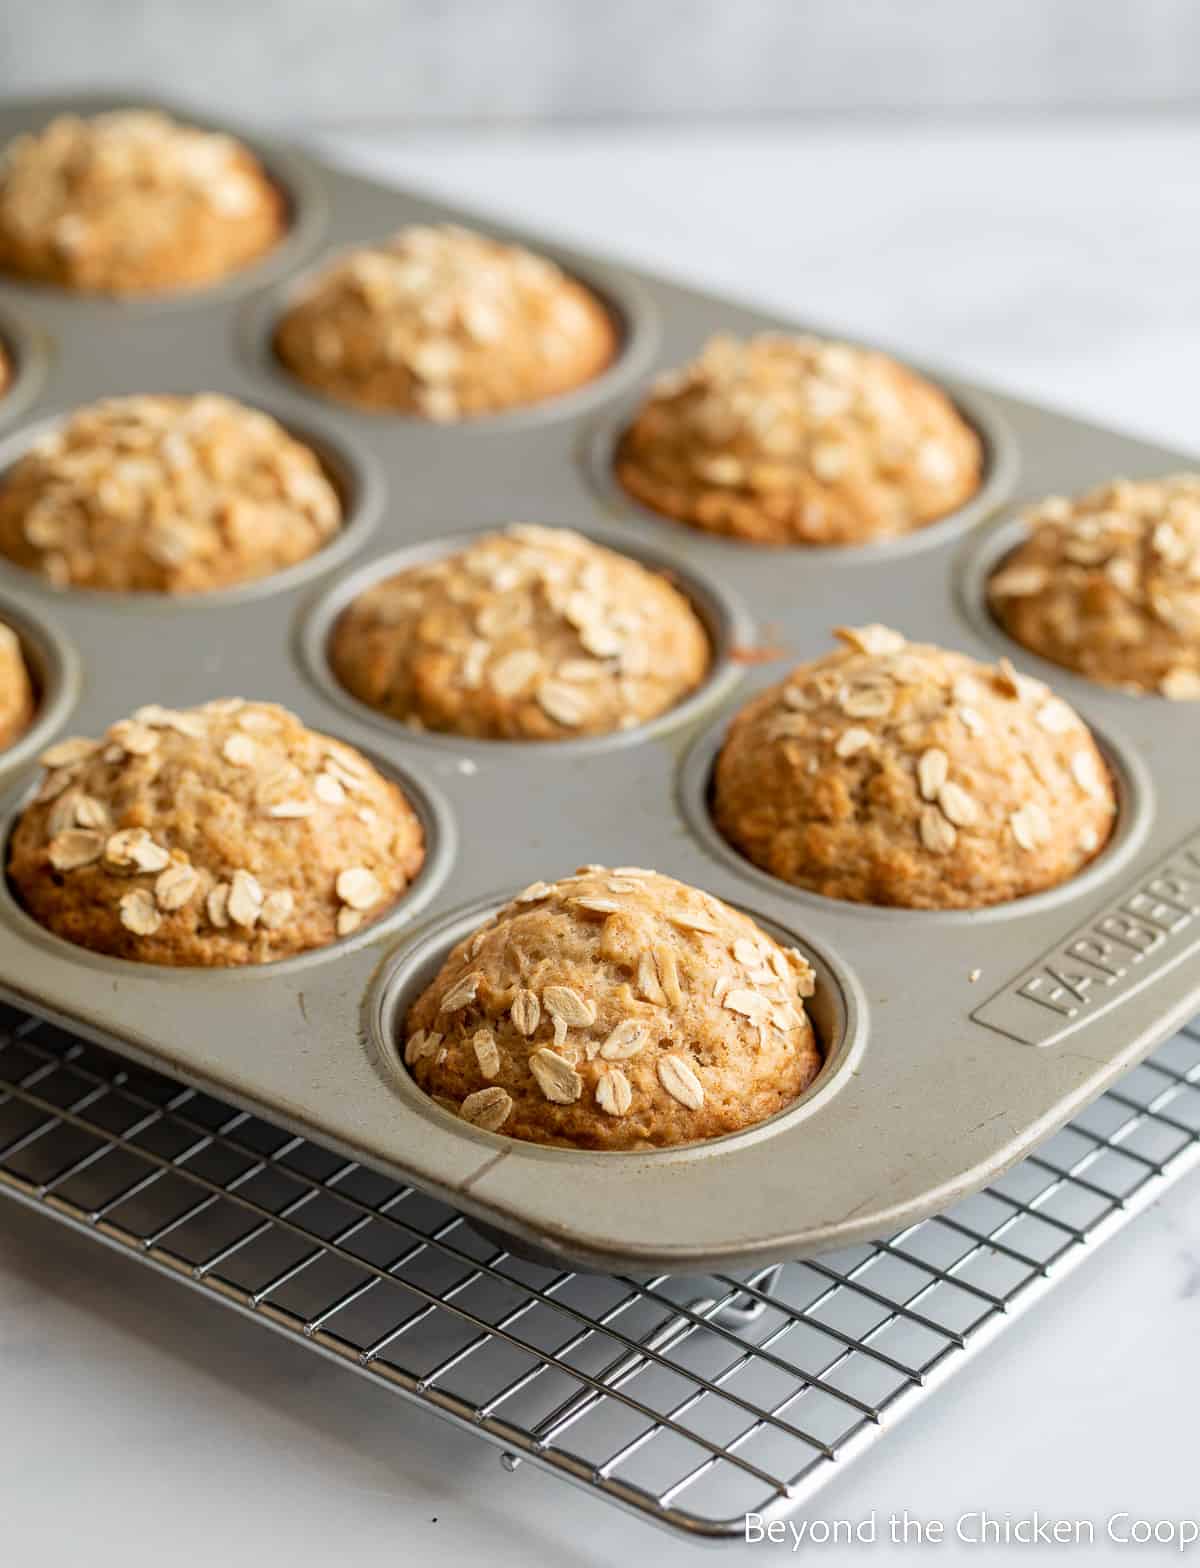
[4,118,1200,1565]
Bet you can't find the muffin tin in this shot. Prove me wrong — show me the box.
[0,91,1197,1274]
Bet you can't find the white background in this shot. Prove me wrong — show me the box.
[3,1,1200,122]
[2,113,1200,1564]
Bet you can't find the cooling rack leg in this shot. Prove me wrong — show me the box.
[705,1263,784,1329]
[497,1261,786,1471]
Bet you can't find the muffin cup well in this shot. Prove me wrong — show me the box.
[0,400,383,609]
[364,888,865,1165]
[297,525,754,758]
[0,738,455,977]
[237,233,660,431]
[0,308,50,433]
[960,508,1200,706]
[585,376,1019,560]
[0,97,329,313]
[0,595,80,790]
[678,695,1154,926]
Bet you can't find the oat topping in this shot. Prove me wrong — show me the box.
[0,394,342,594]
[989,474,1200,698]
[404,1029,443,1067]
[529,1046,584,1105]
[599,1019,648,1060]
[260,889,294,931]
[0,110,284,295]
[542,985,597,1028]
[657,1053,706,1111]
[40,736,99,769]
[47,829,105,872]
[472,1029,501,1080]
[401,867,821,1151]
[919,805,957,855]
[9,698,424,966]
[441,972,483,1012]
[119,887,161,937]
[1010,802,1052,851]
[595,1067,633,1117]
[207,884,231,928]
[459,1085,514,1132]
[713,628,1116,910]
[329,524,710,741]
[226,868,264,928]
[336,866,383,910]
[105,828,170,875]
[510,989,541,1036]
[615,334,983,546]
[275,223,616,417]
[154,862,200,911]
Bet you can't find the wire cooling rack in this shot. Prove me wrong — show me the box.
[2,1003,1198,1543]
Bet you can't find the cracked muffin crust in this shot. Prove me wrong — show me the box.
[7,699,424,966]
[329,525,711,740]
[274,224,617,417]
[0,394,343,593]
[0,620,34,751]
[403,867,821,1151]
[0,109,285,294]
[615,334,983,546]
[989,474,1200,699]
[712,626,1116,909]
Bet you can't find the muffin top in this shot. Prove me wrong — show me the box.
[0,619,34,751]
[989,474,1200,699]
[7,699,424,966]
[0,109,284,294]
[330,524,711,740]
[403,866,821,1151]
[274,223,617,417]
[0,394,342,593]
[712,626,1116,909]
[615,334,983,546]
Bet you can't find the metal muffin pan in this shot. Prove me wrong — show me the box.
[0,91,1198,1274]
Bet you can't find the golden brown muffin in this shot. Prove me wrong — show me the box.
[0,394,342,593]
[712,626,1115,909]
[0,619,34,750]
[0,110,284,294]
[403,867,821,1150]
[616,334,983,546]
[989,475,1200,699]
[330,524,710,740]
[7,699,424,966]
[274,224,616,417]
[0,340,10,399]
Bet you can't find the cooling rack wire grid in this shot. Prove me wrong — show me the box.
[2,1002,1198,1542]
